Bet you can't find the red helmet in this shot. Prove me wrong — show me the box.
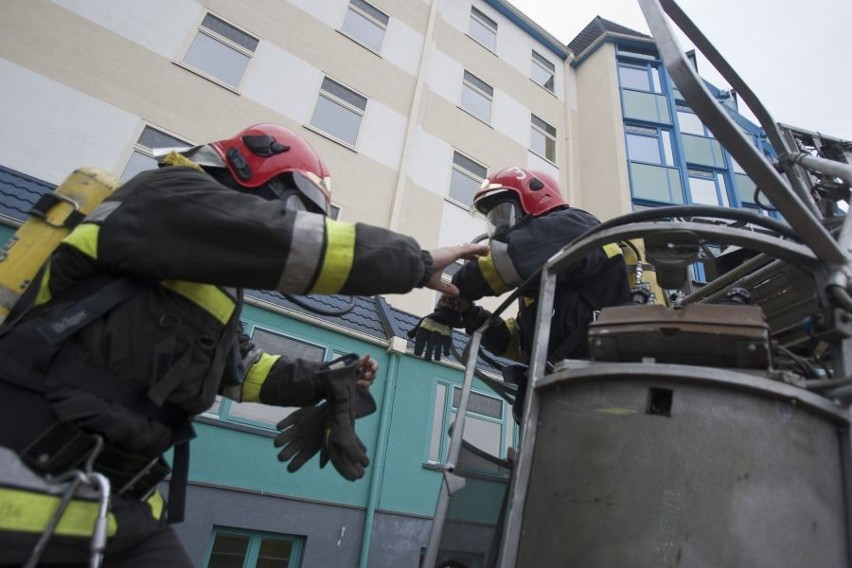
[210,123,332,215]
[471,166,566,218]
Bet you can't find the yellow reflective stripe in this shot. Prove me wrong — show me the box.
[35,262,52,306]
[478,255,511,295]
[162,281,235,325]
[242,353,280,402]
[147,490,164,519]
[0,487,117,537]
[504,318,522,360]
[603,243,622,258]
[61,223,100,259]
[311,219,355,294]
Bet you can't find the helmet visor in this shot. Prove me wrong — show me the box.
[484,199,522,237]
[291,171,331,216]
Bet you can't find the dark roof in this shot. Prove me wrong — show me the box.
[568,16,651,57]
[0,165,53,222]
[0,164,506,374]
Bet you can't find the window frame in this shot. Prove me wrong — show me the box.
[531,49,556,93]
[213,325,328,431]
[309,76,368,148]
[448,150,488,208]
[428,380,514,470]
[121,125,191,182]
[530,114,557,163]
[468,6,498,52]
[205,526,304,568]
[179,12,258,91]
[460,70,494,124]
[340,0,389,53]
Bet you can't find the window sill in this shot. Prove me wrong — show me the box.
[194,414,277,438]
[336,28,383,58]
[528,149,557,167]
[529,77,557,97]
[465,33,497,56]
[456,106,493,129]
[303,124,359,153]
[172,61,242,95]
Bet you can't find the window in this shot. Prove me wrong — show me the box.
[469,6,497,51]
[206,527,303,568]
[461,71,493,123]
[624,125,674,166]
[625,125,683,204]
[222,328,326,428]
[310,77,368,147]
[618,62,671,125]
[677,109,710,136]
[531,50,555,92]
[121,126,190,181]
[449,151,487,205]
[341,0,388,52]
[429,384,514,467]
[530,114,556,162]
[182,13,258,88]
[687,169,729,206]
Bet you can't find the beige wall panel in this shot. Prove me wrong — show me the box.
[573,44,632,221]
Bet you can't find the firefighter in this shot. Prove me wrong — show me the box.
[408,166,630,418]
[0,123,488,566]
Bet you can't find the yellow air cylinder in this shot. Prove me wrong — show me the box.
[619,238,668,306]
[0,167,121,323]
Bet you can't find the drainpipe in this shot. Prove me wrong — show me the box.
[387,0,439,231]
[359,299,408,567]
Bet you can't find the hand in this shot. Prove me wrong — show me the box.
[407,307,460,362]
[425,243,489,296]
[356,354,377,389]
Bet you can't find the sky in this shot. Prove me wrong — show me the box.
[508,0,852,141]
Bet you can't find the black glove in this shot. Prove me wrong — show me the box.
[274,389,376,474]
[407,306,461,362]
[320,354,371,480]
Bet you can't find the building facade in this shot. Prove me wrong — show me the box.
[0,1,773,566]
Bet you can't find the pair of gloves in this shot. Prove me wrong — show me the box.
[407,298,488,362]
[274,354,376,481]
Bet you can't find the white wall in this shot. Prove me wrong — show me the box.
[0,58,139,184]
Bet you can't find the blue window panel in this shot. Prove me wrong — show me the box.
[629,163,684,204]
[682,134,725,168]
[734,172,757,205]
[622,90,671,125]
[626,133,663,164]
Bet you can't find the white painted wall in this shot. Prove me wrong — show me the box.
[0,59,139,184]
[51,0,201,60]
[287,0,346,29]
[408,127,452,196]
[439,200,486,247]
[240,42,321,124]
[384,17,424,75]
[359,100,407,170]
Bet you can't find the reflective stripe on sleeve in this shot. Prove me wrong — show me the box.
[477,255,511,295]
[0,487,117,538]
[278,213,325,293]
[490,240,523,288]
[61,223,100,259]
[162,281,236,325]
[310,219,356,294]
[241,353,280,402]
[504,317,522,360]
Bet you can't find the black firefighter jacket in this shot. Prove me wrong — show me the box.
[453,206,631,363]
[0,164,432,457]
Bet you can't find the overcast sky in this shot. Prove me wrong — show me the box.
[509,0,852,141]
